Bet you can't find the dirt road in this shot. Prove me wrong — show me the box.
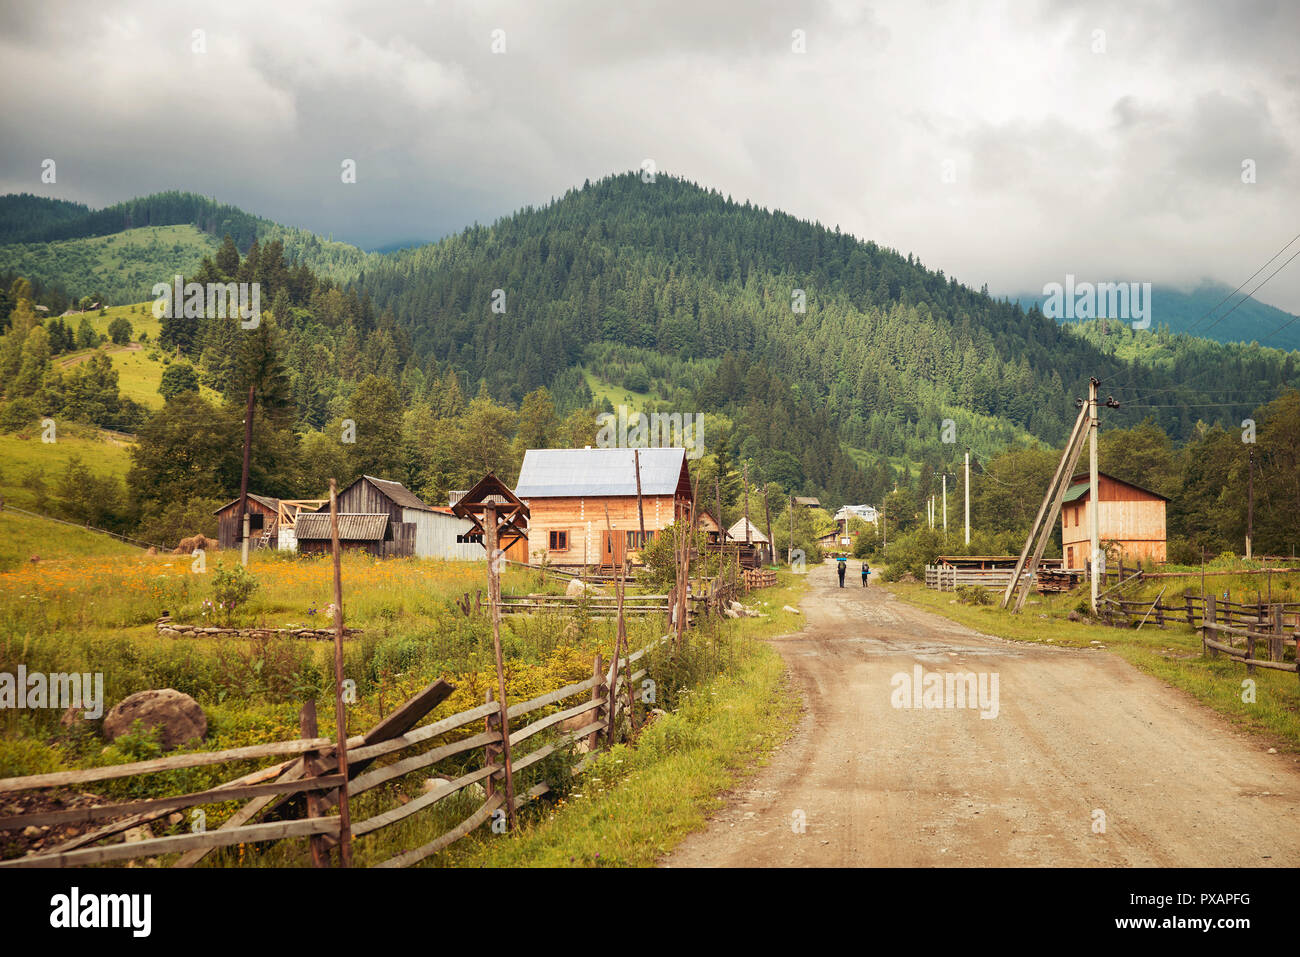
[664,562,1300,867]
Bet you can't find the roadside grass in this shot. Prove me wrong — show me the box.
[438,574,806,867]
[888,581,1300,751]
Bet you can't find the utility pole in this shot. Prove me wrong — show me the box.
[763,483,774,567]
[238,384,255,567]
[1246,448,1254,560]
[964,448,971,546]
[1088,377,1100,614]
[942,473,948,537]
[742,464,751,545]
[788,494,794,565]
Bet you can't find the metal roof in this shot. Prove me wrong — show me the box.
[514,447,688,498]
[294,513,389,541]
[727,517,770,543]
[360,475,433,511]
[793,496,822,507]
[213,493,280,515]
[1063,472,1170,504]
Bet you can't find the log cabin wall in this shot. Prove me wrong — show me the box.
[525,493,685,566]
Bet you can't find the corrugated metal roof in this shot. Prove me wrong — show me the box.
[295,513,389,541]
[514,447,687,498]
[362,476,432,511]
[1063,481,1090,504]
[793,496,821,507]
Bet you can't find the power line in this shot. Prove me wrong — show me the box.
[1184,230,1300,337]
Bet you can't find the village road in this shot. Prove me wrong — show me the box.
[663,561,1300,867]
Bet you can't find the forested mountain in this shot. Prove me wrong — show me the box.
[1016,281,1300,353]
[4,172,1300,517]
[0,192,369,308]
[356,172,1300,459]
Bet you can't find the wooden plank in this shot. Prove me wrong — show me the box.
[347,730,502,796]
[508,697,606,748]
[0,774,347,832]
[343,702,499,763]
[351,764,500,837]
[1,816,339,868]
[505,675,603,721]
[361,679,457,751]
[0,738,334,794]
[374,793,506,868]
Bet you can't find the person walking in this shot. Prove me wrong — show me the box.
[861,561,870,587]
[836,556,847,587]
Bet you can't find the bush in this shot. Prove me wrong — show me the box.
[210,562,260,623]
[955,584,992,605]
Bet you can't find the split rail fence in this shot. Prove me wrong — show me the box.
[1197,596,1300,680]
[0,638,662,869]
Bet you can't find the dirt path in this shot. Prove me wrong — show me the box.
[664,562,1300,867]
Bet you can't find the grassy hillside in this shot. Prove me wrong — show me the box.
[0,225,218,306]
[0,509,139,570]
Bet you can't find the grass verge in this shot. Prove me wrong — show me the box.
[888,581,1300,751]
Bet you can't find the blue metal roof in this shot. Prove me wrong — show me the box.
[514,447,688,498]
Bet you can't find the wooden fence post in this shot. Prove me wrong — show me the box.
[1270,605,1284,662]
[1203,595,1216,657]
[299,700,330,868]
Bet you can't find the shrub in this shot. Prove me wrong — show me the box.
[211,562,260,623]
[955,584,992,605]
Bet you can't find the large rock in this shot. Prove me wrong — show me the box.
[565,578,604,597]
[103,689,207,751]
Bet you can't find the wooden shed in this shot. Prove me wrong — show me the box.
[214,494,280,550]
[1060,472,1168,569]
[514,447,693,568]
[295,476,429,558]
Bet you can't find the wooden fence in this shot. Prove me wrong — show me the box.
[498,593,671,618]
[1098,594,1300,631]
[0,637,664,869]
[741,568,777,590]
[1198,596,1300,679]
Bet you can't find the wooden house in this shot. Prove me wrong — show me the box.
[698,508,723,544]
[1060,472,1168,569]
[514,447,693,568]
[214,494,280,550]
[793,496,822,509]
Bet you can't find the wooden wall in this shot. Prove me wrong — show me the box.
[525,494,687,566]
[1061,486,1167,568]
[216,498,280,549]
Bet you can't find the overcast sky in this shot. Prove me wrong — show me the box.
[3,0,1298,312]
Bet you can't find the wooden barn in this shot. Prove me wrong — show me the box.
[293,476,428,559]
[514,447,693,568]
[214,494,280,550]
[1061,472,1168,569]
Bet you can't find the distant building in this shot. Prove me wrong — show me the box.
[792,496,822,509]
[514,447,693,567]
[214,494,280,550]
[727,517,769,544]
[296,475,494,560]
[1060,472,1168,569]
[833,504,878,525]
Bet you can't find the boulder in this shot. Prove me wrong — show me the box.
[783,605,802,614]
[102,689,207,751]
[565,578,604,597]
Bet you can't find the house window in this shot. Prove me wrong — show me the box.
[456,533,483,545]
[549,530,568,551]
[626,530,653,549]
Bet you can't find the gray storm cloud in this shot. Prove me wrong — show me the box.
[2,0,1297,310]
